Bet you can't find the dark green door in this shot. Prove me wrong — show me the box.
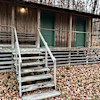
[41,12,55,47]
[76,18,86,47]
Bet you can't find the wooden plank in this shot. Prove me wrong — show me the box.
[0,69,14,73]
[22,90,60,100]
[0,65,14,69]
[21,62,45,67]
[20,74,53,82]
[15,56,44,60]
[0,54,12,57]
[21,67,50,74]
[0,61,14,65]
[22,81,54,93]
[13,51,40,55]
[19,45,36,48]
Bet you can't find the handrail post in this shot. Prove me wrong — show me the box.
[11,28,14,48]
[54,60,56,89]
[86,50,88,65]
[45,49,48,68]
[19,62,22,97]
[69,51,71,65]
[15,42,18,74]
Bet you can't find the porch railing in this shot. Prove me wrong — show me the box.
[40,47,100,67]
[0,25,22,96]
[37,28,56,89]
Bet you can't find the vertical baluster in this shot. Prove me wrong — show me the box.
[86,50,88,65]
[54,60,56,89]
[45,49,48,67]
[15,42,18,74]
[19,62,22,97]
[69,51,71,65]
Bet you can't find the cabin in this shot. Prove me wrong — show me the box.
[0,0,100,99]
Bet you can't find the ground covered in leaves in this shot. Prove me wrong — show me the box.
[0,72,20,100]
[49,64,100,100]
[0,64,100,100]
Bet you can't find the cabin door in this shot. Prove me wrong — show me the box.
[76,18,86,47]
[41,12,55,47]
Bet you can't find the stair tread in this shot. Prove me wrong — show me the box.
[20,74,53,82]
[0,54,12,57]
[13,52,40,55]
[21,67,49,73]
[22,81,54,92]
[0,65,14,69]
[22,90,61,100]
[19,45,37,48]
[0,61,14,65]
[0,58,12,60]
[22,62,44,67]
[15,56,44,60]
[0,69,14,73]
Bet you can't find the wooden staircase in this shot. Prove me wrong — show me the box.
[0,25,60,99]
[13,50,60,100]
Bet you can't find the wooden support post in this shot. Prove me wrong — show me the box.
[86,51,88,65]
[68,15,72,48]
[37,8,41,48]
[45,49,48,68]
[69,51,71,65]
[11,5,15,48]
[88,18,92,48]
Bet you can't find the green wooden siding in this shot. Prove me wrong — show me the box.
[76,18,86,47]
[41,12,55,47]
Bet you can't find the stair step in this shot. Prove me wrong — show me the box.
[13,52,40,55]
[22,81,54,92]
[21,67,50,74]
[21,62,44,67]
[22,90,61,100]
[20,74,53,82]
[0,65,14,69]
[19,45,37,48]
[0,61,14,65]
[0,54,12,57]
[14,56,44,60]
[0,69,14,73]
[0,57,12,61]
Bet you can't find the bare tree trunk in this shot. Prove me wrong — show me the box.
[67,0,70,8]
[92,0,98,14]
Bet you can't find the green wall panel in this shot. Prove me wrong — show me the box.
[41,12,55,47]
[76,18,86,47]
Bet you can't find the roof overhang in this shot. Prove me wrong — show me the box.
[2,0,100,18]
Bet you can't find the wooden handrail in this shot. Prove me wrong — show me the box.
[38,29,56,62]
[38,29,56,89]
[0,25,22,96]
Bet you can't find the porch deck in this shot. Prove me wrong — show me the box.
[0,47,100,67]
